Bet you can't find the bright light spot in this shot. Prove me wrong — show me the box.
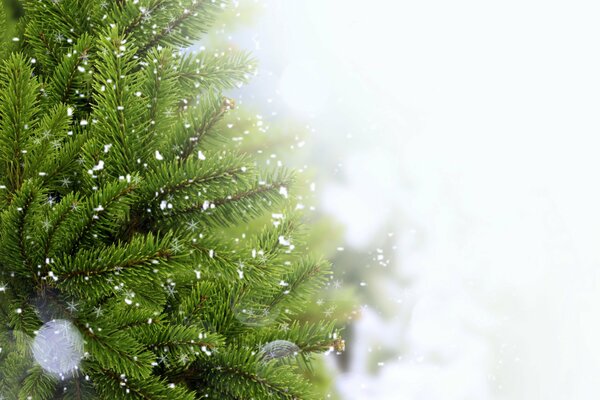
[32,319,84,378]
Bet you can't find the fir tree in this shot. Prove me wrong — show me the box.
[0,1,343,399]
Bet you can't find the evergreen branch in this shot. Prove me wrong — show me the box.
[188,349,316,399]
[115,0,172,37]
[0,2,339,398]
[164,93,232,160]
[39,192,78,267]
[160,169,294,229]
[131,324,224,367]
[0,53,40,192]
[87,363,196,400]
[56,233,175,279]
[47,179,138,258]
[82,329,155,380]
[141,151,248,199]
[186,214,299,283]
[266,258,331,315]
[37,128,90,192]
[90,27,147,176]
[243,321,339,357]
[0,180,45,278]
[54,233,178,301]
[137,0,217,55]
[122,0,168,37]
[24,25,61,74]
[6,299,40,337]
[177,50,255,93]
[18,364,58,400]
[47,34,93,105]
[93,302,163,331]
[139,48,180,155]
[0,351,32,399]
[24,103,71,181]
[0,3,17,62]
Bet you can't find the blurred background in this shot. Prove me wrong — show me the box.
[203,1,600,398]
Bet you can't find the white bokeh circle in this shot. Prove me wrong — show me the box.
[32,319,84,378]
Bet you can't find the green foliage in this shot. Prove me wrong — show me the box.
[0,1,340,399]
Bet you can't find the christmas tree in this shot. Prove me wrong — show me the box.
[0,1,343,399]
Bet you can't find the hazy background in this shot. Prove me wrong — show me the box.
[222,1,600,398]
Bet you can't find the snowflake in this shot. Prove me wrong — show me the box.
[93,306,103,318]
[157,354,168,365]
[179,353,189,364]
[170,238,183,253]
[279,322,290,331]
[41,219,52,231]
[141,8,152,22]
[186,219,199,231]
[66,301,78,313]
[60,177,72,187]
[323,306,336,317]
[164,284,177,297]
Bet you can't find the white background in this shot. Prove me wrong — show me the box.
[234,1,600,398]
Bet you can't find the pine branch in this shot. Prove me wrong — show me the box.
[0,180,45,279]
[53,232,180,302]
[46,34,94,105]
[136,0,218,55]
[0,2,340,398]
[81,329,155,380]
[139,48,180,153]
[24,24,62,74]
[87,363,196,400]
[89,27,147,177]
[187,348,317,399]
[141,151,249,199]
[0,53,40,193]
[266,258,332,315]
[121,1,169,37]
[0,3,17,62]
[46,179,138,258]
[160,168,294,229]
[24,103,71,181]
[18,365,58,400]
[167,93,232,160]
[177,50,256,93]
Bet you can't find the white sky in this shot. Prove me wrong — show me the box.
[238,0,600,398]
